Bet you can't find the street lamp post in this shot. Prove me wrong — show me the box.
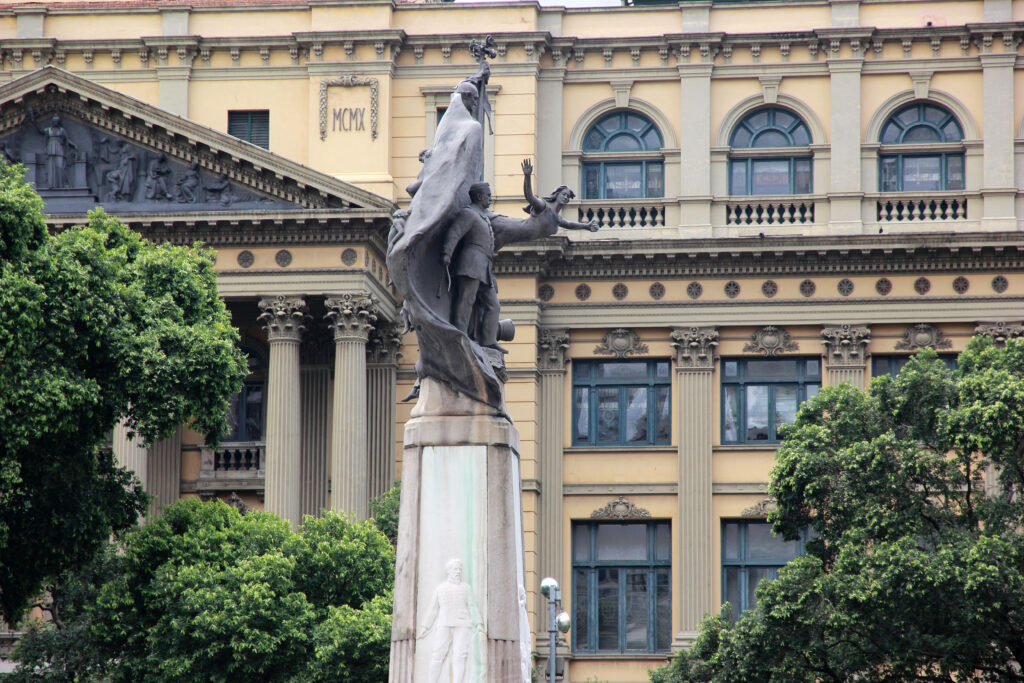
[540,577,571,683]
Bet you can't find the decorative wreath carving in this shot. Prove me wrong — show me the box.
[319,75,379,141]
[590,496,651,520]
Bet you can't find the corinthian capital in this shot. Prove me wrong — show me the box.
[367,320,403,364]
[258,295,308,342]
[325,292,377,342]
[537,328,570,372]
[670,326,718,370]
[821,324,870,367]
[974,321,1024,348]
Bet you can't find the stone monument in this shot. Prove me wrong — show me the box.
[386,37,597,683]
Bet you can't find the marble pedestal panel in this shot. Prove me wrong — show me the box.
[390,379,529,683]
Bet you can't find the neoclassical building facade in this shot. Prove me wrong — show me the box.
[2,1,1024,680]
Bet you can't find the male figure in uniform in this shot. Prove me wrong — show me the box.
[419,558,481,683]
[442,181,506,353]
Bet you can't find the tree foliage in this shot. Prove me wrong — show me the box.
[0,163,248,623]
[369,481,401,545]
[8,499,396,683]
[653,339,1024,682]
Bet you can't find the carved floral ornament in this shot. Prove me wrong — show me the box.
[896,323,952,351]
[324,292,378,341]
[536,328,570,372]
[367,321,403,364]
[974,321,1024,348]
[594,328,648,358]
[590,496,651,521]
[670,326,718,369]
[821,324,871,367]
[741,497,776,518]
[258,295,309,342]
[744,325,798,357]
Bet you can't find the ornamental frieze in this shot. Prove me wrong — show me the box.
[590,496,651,521]
[744,325,798,357]
[595,328,648,358]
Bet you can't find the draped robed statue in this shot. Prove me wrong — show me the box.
[386,36,599,411]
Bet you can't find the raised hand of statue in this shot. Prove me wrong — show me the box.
[521,158,533,177]
[587,219,599,232]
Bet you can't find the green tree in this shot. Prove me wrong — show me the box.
[8,499,396,683]
[652,339,1024,682]
[0,162,248,623]
[369,481,401,545]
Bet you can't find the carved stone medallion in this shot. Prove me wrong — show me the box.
[590,496,651,520]
[741,497,776,518]
[594,328,648,358]
[743,325,798,357]
[896,323,952,351]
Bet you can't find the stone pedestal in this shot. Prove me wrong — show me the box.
[390,378,529,683]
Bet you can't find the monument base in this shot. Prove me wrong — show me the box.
[390,378,530,683]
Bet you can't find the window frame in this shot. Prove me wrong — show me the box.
[227,109,270,149]
[572,359,672,447]
[572,520,672,654]
[728,107,813,197]
[870,353,958,378]
[877,102,965,193]
[720,358,821,444]
[721,519,809,617]
[580,110,665,200]
[223,346,267,443]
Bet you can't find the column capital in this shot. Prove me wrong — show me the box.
[258,295,308,343]
[821,323,870,368]
[670,326,718,371]
[368,320,403,365]
[325,292,377,343]
[974,321,1024,348]
[537,328,570,372]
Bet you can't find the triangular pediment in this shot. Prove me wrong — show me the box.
[0,67,394,216]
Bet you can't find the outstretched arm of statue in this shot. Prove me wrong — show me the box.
[521,159,546,215]
[557,214,600,232]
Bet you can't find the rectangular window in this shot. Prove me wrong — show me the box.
[573,360,671,446]
[581,161,664,200]
[722,520,807,617]
[878,153,964,192]
[436,106,447,126]
[224,381,265,442]
[870,354,957,379]
[573,521,671,653]
[227,110,270,149]
[721,358,820,443]
[729,157,812,196]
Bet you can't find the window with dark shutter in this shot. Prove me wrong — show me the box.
[228,110,270,149]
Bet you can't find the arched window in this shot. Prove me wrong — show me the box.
[581,111,664,200]
[224,346,266,442]
[729,107,812,196]
[878,103,964,192]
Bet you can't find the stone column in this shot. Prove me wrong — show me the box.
[113,419,148,519]
[827,58,863,229]
[147,426,182,518]
[325,293,377,519]
[821,324,870,388]
[669,326,718,648]
[300,327,333,518]
[536,328,570,629]
[981,52,1016,228]
[259,295,308,527]
[367,322,402,501]
[678,62,713,234]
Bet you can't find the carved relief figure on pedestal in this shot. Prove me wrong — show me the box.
[144,153,172,200]
[419,559,483,683]
[175,162,201,203]
[105,142,138,202]
[28,109,77,188]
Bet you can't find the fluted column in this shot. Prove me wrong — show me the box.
[821,324,870,388]
[367,321,402,500]
[113,419,148,521]
[670,326,718,648]
[259,295,308,527]
[536,328,570,628]
[147,426,181,518]
[325,293,377,519]
[300,328,333,518]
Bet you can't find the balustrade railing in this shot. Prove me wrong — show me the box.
[725,200,815,226]
[578,201,667,229]
[876,195,968,222]
[199,441,265,479]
